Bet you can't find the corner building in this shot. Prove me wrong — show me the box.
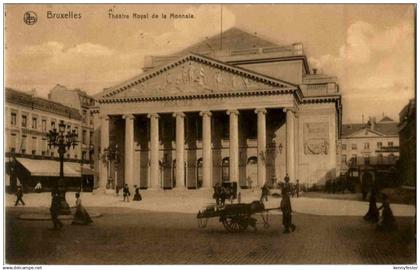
[96,28,342,190]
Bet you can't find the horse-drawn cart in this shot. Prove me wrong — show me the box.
[197,201,280,232]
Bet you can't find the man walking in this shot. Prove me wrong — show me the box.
[260,183,269,202]
[50,191,63,230]
[123,184,130,202]
[14,186,25,206]
[280,179,296,234]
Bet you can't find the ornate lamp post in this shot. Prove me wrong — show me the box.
[101,144,120,189]
[46,120,78,214]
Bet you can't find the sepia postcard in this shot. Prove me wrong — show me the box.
[3,3,417,268]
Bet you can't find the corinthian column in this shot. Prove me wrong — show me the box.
[227,110,239,183]
[284,108,295,181]
[255,108,267,186]
[99,115,109,189]
[123,114,135,188]
[148,113,160,189]
[173,112,185,189]
[200,111,212,188]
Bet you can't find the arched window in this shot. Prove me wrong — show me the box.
[222,157,229,182]
[197,158,203,188]
[247,156,258,165]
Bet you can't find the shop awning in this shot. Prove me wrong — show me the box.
[16,158,81,177]
[67,163,95,175]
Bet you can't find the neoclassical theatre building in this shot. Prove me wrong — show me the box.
[95,28,342,190]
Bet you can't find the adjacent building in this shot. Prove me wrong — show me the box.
[5,88,86,191]
[398,99,416,187]
[95,28,342,191]
[340,115,400,187]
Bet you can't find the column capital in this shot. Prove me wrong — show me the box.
[100,115,110,121]
[283,107,296,114]
[122,114,135,120]
[226,109,239,116]
[147,113,160,119]
[172,112,186,118]
[254,108,267,115]
[199,111,212,117]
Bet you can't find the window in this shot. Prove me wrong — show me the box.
[11,113,17,126]
[51,121,56,129]
[341,144,347,150]
[351,144,357,150]
[90,111,94,124]
[82,151,87,161]
[197,158,203,188]
[364,143,370,150]
[82,130,87,144]
[377,142,382,148]
[22,115,27,127]
[388,141,394,147]
[21,135,27,153]
[82,110,87,123]
[89,131,93,145]
[222,157,230,182]
[42,120,47,132]
[31,137,37,154]
[351,154,357,165]
[10,133,17,152]
[341,155,347,164]
[32,117,37,129]
[42,138,47,155]
[364,155,370,165]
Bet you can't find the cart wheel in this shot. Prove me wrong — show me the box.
[222,217,248,232]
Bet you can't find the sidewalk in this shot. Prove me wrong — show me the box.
[5,189,416,217]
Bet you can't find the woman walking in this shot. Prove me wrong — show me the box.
[72,193,93,225]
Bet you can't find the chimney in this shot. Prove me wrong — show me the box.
[370,117,376,130]
[312,68,318,75]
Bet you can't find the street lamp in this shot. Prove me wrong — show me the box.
[101,144,120,189]
[46,120,78,214]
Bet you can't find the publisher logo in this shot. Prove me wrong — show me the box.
[23,11,37,25]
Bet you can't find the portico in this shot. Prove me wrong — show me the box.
[96,33,342,191]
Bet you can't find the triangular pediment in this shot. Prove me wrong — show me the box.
[349,128,384,138]
[101,54,296,99]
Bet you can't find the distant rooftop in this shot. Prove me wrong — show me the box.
[6,87,82,120]
[143,27,306,71]
[341,116,398,137]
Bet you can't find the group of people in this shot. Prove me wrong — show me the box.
[50,191,93,230]
[325,178,355,194]
[116,184,143,202]
[212,183,236,206]
[364,190,397,231]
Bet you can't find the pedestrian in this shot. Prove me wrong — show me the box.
[377,194,397,231]
[213,183,221,206]
[220,186,227,206]
[115,184,120,197]
[284,173,290,184]
[260,184,269,202]
[295,179,300,198]
[34,182,42,193]
[14,186,25,206]
[71,192,93,225]
[363,189,379,223]
[123,184,130,202]
[133,186,142,201]
[280,184,296,234]
[50,191,63,230]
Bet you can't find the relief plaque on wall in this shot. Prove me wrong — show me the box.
[303,122,329,155]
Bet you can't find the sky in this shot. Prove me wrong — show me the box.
[4,4,415,123]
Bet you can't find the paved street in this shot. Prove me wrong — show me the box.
[6,205,416,264]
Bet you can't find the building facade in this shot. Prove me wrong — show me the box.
[5,88,89,191]
[340,116,400,188]
[95,28,342,191]
[48,84,96,164]
[398,99,416,187]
